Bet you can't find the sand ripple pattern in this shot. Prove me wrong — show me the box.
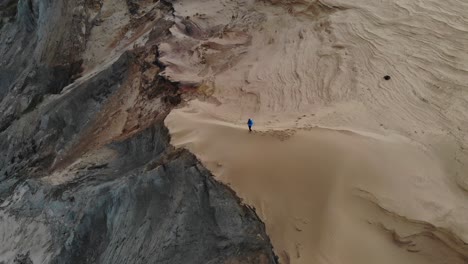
[163,0,468,263]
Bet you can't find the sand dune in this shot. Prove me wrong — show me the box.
[166,103,468,263]
[163,0,468,263]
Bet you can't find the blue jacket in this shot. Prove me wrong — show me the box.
[247,119,254,126]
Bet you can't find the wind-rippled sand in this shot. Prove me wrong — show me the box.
[164,0,468,263]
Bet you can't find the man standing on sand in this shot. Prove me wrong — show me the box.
[247,118,254,132]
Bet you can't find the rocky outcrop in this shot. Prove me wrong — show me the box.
[0,0,277,263]
[1,138,276,263]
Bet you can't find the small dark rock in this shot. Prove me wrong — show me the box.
[384,75,391,80]
[14,252,33,264]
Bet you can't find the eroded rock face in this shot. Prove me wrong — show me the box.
[0,1,277,263]
[2,141,276,264]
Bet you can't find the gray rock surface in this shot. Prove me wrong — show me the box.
[0,1,278,263]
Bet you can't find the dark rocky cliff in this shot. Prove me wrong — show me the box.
[0,0,277,263]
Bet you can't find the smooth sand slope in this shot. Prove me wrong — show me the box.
[166,104,468,264]
[163,0,468,263]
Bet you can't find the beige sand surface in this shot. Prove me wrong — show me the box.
[166,103,468,263]
[162,0,468,262]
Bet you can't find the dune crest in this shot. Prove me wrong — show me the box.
[166,102,468,263]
